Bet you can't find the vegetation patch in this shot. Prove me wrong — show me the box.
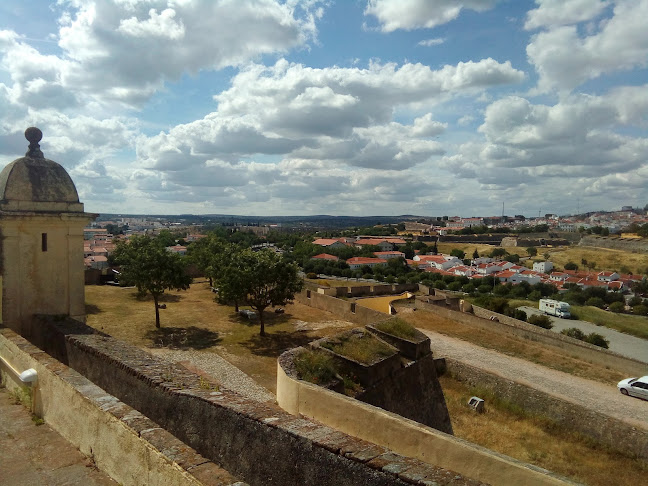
[320,330,395,365]
[293,349,339,385]
[561,328,610,349]
[374,317,418,340]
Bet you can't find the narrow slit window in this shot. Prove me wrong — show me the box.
[42,233,47,252]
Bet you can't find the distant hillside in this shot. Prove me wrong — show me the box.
[96,213,424,229]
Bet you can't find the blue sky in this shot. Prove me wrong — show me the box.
[1,0,647,217]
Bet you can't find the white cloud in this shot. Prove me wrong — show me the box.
[418,38,445,47]
[527,0,648,93]
[0,0,319,109]
[365,0,499,32]
[525,0,610,30]
[438,90,648,214]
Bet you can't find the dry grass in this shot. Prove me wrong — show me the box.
[435,242,499,256]
[401,308,627,384]
[320,331,396,365]
[85,282,355,392]
[545,246,648,274]
[441,375,647,486]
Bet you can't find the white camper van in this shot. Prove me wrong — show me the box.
[539,299,571,318]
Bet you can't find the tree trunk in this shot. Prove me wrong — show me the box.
[259,310,265,336]
[154,294,161,328]
[209,276,213,286]
[234,300,239,312]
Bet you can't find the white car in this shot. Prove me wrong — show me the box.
[617,376,648,400]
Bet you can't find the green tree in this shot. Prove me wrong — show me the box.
[472,249,480,259]
[187,234,227,286]
[564,262,578,271]
[526,247,537,257]
[450,248,465,259]
[489,248,508,258]
[155,229,177,247]
[220,249,303,336]
[608,302,625,313]
[112,236,192,328]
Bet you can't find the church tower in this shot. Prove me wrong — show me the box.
[0,127,96,337]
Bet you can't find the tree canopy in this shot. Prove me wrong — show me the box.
[112,235,192,328]
[216,248,303,335]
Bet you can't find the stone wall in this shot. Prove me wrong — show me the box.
[445,358,648,460]
[27,316,479,486]
[579,235,648,253]
[0,327,241,486]
[277,353,573,486]
[416,300,647,376]
[356,353,453,435]
[296,290,390,326]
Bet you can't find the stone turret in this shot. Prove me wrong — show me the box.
[0,128,96,337]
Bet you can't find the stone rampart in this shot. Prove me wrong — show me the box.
[277,353,573,486]
[579,235,648,253]
[0,326,241,486]
[25,316,478,486]
[445,358,648,460]
[296,290,390,326]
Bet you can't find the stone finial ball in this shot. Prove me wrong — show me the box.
[25,127,43,144]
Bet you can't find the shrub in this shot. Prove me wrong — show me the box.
[513,309,527,321]
[585,297,606,309]
[528,314,553,329]
[306,272,318,279]
[585,333,610,349]
[561,328,609,348]
[564,262,578,270]
[633,304,648,316]
[561,327,585,340]
[608,301,625,313]
[294,349,338,384]
[528,290,542,301]
[477,284,493,294]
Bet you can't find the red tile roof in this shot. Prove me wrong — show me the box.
[312,253,339,261]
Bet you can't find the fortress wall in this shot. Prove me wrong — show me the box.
[445,358,648,461]
[416,300,647,376]
[295,290,390,326]
[276,353,571,486]
[579,235,648,253]
[25,317,477,486]
[0,327,239,486]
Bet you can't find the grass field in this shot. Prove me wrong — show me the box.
[442,375,647,486]
[435,241,648,275]
[544,246,647,274]
[85,282,355,392]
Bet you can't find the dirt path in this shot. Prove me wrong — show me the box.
[420,329,648,429]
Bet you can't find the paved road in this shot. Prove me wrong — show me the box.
[520,306,648,363]
[420,329,648,429]
[0,387,117,486]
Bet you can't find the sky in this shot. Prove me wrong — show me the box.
[0,0,647,217]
